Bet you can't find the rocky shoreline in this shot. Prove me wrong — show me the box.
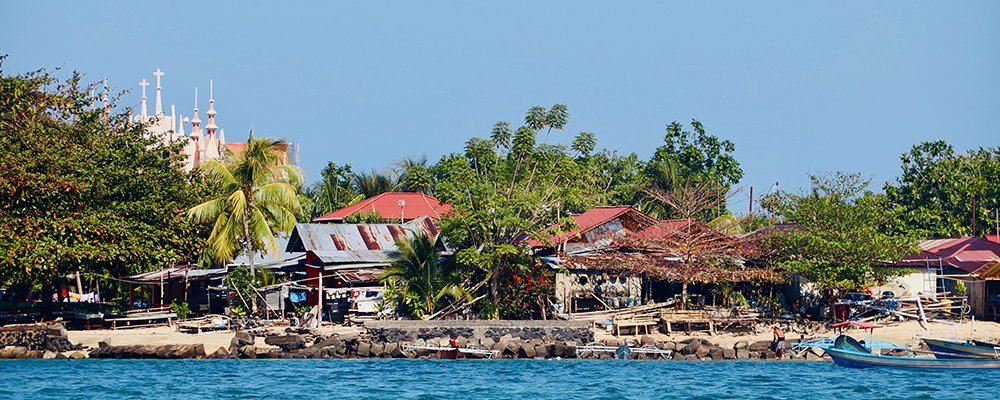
[1,321,828,361]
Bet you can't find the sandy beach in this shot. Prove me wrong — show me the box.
[65,319,1000,355]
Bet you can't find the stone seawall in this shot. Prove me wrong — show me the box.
[364,320,594,344]
[0,323,81,359]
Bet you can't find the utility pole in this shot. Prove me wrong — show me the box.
[317,270,324,328]
[972,194,977,236]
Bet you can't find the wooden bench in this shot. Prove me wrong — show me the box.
[107,312,178,330]
[613,317,659,336]
[661,310,715,334]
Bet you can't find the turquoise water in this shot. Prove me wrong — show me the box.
[0,359,996,399]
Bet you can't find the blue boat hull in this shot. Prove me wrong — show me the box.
[826,347,1000,369]
[922,337,1000,359]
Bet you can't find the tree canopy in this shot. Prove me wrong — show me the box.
[0,61,211,291]
[885,141,1000,238]
[187,135,304,274]
[760,172,918,289]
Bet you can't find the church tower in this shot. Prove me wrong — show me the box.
[204,80,221,160]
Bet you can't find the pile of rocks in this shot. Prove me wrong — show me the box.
[0,322,82,359]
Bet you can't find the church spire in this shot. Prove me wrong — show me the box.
[170,104,176,142]
[190,87,202,137]
[139,78,149,119]
[206,80,217,136]
[153,68,165,116]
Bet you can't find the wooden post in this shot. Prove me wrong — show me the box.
[317,270,324,327]
[75,271,84,296]
[184,270,190,303]
[159,272,165,307]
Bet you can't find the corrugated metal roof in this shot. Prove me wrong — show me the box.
[287,216,440,264]
[524,206,657,248]
[229,236,305,268]
[898,237,1000,274]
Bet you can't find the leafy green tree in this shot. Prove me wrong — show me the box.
[644,120,743,219]
[885,141,1000,237]
[187,135,303,276]
[571,131,597,157]
[0,60,210,301]
[396,156,433,193]
[760,172,917,289]
[381,234,468,318]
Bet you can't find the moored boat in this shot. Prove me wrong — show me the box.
[827,335,1000,369]
[921,337,1000,359]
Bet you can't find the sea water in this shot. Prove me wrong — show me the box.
[0,359,994,399]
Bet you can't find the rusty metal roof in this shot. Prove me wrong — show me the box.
[229,236,305,269]
[286,216,439,264]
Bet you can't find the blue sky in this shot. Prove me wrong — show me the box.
[3,1,998,213]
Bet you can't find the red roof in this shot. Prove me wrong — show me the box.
[313,192,452,222]
[987,234,1000,244]
[897,237,1000,274]
[524,206,656,247]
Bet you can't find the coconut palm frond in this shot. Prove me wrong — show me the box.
[248,207,277,254]
[256,182,300,209]
[200,159,238,188]
[188,135,302,273]
[187,198,227,224]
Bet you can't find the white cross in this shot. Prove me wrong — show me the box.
[139,79,149,96]
[153,68,164,88]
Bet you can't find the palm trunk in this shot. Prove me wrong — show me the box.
[243,210,258,314]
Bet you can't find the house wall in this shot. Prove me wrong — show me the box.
[554,270,643,313]
[967,280,986,318]
[870,270,937,298]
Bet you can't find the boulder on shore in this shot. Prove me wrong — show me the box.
[265,334,306,351]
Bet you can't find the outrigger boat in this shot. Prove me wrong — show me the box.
[921,337,1000,359]
[789,321,909,356]
[575,342,672,359]
[402,339,501,360]
[826,335,1000,369]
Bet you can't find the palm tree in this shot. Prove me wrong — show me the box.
[351,169,399,198]
[187,135,303,277]
[381,234,467,318]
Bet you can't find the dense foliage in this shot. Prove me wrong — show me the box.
[760,172,918,289]
[885,141,1000,238]
[187,135,304,274]
[0,61,211,295]
[381,234,468,319]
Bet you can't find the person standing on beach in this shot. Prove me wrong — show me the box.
[772,326,786,358]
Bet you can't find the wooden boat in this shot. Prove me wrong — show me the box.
[439,347,460,360]
[922,337,1000,359]
[574,342,672,359]
[401,344,501,359]
[827,335,1000,369]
